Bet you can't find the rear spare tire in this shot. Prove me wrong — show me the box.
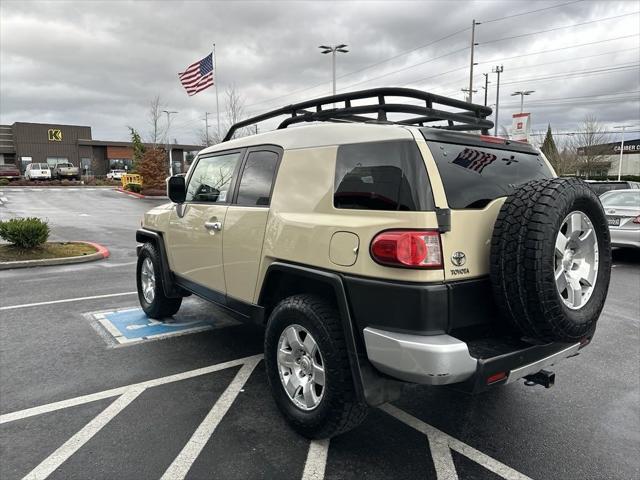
[490,178,611,342]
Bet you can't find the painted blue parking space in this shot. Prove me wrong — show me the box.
[87,301,239,346]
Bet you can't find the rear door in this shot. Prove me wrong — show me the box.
[223,147,281,304]
[419,131,553,281]
[165,150,244,295]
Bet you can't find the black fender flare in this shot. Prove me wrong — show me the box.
[136,229,183,298]
[259,262,404,406]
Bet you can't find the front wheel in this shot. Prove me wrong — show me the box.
[264,294,368,439]
[136,243,182,318]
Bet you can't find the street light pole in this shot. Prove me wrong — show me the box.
[614,124,633,181]
[162,110,178,176]
[511,90,535,113]
[319,44,349,97]
[204,112,213,146]
[492,65,503,136]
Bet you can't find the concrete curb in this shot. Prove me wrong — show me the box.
[115,187,167,199]
[0,241,110,270]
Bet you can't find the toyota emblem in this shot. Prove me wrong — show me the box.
[451,251,466,267]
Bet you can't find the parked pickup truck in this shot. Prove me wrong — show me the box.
[0,164,21,181]
[52,162,81,180]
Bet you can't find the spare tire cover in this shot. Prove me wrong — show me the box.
[490,177,611,342]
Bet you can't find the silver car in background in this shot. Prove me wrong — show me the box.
[600,189,640,249]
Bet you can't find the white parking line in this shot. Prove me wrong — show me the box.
[302,439,330,480]
[160,356,262,480]
[380,404,533,480]
[21,388,145,480]
[0,355,261,425]
[0,292,137,311]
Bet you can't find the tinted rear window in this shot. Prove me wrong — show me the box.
[426,141,552,209]
[334,140,434,211]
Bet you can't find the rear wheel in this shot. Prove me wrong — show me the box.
[264,294,368,439]
[136,243,182,318]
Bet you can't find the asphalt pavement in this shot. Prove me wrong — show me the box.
[1,187,638,480]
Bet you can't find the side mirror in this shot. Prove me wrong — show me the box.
[167,175,186,203]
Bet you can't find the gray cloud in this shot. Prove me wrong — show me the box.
[1,0,639,145]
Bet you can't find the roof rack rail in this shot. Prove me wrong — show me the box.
[223,87,494,142]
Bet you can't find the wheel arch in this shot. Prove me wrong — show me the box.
[136,228,183,298]
[258,261,404,406]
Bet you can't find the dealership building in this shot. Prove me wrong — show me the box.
[577,138,640,178]
[0,122,202,176]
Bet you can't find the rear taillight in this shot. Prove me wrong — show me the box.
[370,230,443,268]
[633,215,640,224]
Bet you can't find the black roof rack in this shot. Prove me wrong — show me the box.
[223,87,494,142]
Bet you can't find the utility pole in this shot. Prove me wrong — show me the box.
[204,112,213,146]
[162,110,178,175]
[614,124,633,180]
[482,73,490,106]
[492,65,503,136]
[461,88,477,103]
[468,19,479,104]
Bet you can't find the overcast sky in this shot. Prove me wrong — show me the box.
[1,0,639,146]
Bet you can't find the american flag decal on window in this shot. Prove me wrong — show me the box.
[452,148,497,174]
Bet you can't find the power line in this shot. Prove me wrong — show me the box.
[481,0,584,24]
[500,63,639,86]
[480,11,639,46]
[337,46,469,91]
[404,44,639,90]
[242,1,597,110]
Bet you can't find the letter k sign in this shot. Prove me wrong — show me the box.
[48,129,62,141]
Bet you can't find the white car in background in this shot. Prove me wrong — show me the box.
[106,169,127,180]
[24,163,52,180]
[600,189,640,249]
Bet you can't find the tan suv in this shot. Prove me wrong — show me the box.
[136,88,611,438]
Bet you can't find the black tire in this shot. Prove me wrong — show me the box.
[136,242,182,318]
[264,294,368,439]
[490,178,611,342]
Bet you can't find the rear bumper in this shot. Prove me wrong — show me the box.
[363,326,581,390]
[609,227,640,248]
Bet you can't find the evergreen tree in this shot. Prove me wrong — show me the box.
[129,127,146,172]
[541,124,560,172]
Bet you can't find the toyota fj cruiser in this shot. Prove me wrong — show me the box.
[136,88,611,439]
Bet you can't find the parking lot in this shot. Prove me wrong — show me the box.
[1,187,638,480]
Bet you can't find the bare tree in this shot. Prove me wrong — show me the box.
[148,95,166,147]
[206,85,253,144]
[569,115,611,179]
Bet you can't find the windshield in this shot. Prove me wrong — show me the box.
[0,165,16,170]
[601,191,640,208]
[58,163,73,168]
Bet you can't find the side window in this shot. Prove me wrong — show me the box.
[334,140,434,211]
[186,152,242,203]
[236,150,279,206]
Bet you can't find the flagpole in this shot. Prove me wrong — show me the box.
[213,43,221,142]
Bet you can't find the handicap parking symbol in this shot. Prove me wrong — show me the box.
[90,307,216,345]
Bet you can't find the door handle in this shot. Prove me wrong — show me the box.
[204,221,223,231]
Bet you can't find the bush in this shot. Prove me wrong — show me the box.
[125,183,142,193]
[0,217,50,249]
[136,148,168,190]
[0,178,9,186]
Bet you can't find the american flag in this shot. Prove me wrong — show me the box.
[452,148,497,174]
[179,53,214,96]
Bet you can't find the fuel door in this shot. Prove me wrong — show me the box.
[329,231,360,267]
